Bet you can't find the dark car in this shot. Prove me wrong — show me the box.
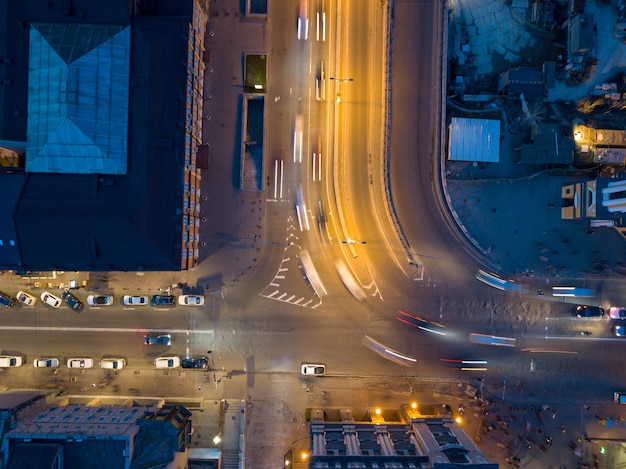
[143,334,172,346]
[181,357,209,369]
[62,290,84,312]
[575,305,605,318]
[150,295,176,307]
[0,291,15,308]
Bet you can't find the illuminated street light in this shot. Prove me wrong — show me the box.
[342,238,367,245]
[330,77,353,104]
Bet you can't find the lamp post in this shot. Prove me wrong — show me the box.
[329,77,353,103]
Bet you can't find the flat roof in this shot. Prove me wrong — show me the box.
[448,117,500,163]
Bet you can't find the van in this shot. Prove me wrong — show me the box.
[99,358,125,370]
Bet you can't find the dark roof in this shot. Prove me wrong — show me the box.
[0,1,198,271]
[6,443,61,469]
[500,67,545,100]
[0,174,26,266]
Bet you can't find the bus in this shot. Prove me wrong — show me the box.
[469,333,516,347]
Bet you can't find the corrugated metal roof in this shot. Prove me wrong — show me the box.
[448,117,500,163]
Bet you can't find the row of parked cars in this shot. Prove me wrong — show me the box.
[0,355,209,370]
[0,290,205,311]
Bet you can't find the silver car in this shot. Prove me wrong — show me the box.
[123,295,148,306]
[40,291,61,308]
[67,358,94,368]
[34,358,60,368]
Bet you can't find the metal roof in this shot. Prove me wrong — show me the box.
[448,117,500,163]
[26,23,130,174]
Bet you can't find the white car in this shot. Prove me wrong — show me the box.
[178,295,205,306]
[155,356,181,369]
[17,291,36,306]
[297,0,309,40]
[40,291,62,308]
[610,307,626,319]
[0,356,22,367]
[301,363,325,376]
[123,295,148,306]
[67,358,94,369]
[87,295,113,306]
[34,358,60,368]
[99,358,125,369]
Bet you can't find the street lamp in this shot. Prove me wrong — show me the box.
[329,77,354,103]
[342,238,366,245]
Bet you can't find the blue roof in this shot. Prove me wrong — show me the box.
[26,23,130,174]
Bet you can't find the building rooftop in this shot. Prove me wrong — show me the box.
[26,23,131,175]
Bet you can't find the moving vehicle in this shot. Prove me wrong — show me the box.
[610,306,626,319]
[0,356,22,367]
[0,291,16,307]
[439,358,488,371]
[297,0,309,40]
[575,305,605,318]
[181,357,209,369]
[123,295,148,306]
[615,325,626,337]
[62,290,84,312]
[178,295,205,306]
[67,358,94,368]
[315,60,326,101]
[300,363,325,376]
[468,333,516,347]
[150,295,176,307]
[397,310,448,336]
[41,291,62,308]
[615,392,626,404]
[87,295,113,306]
[144,334,172,346]
[34,358,60,368]
[554,287,595,298]
[16,291,36,306]
[155,356,180,369]
[99,358,125,369]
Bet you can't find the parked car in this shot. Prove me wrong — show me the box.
[16,291,36,306]
[616,325,626,337]
[178,294,205,306]
[67,358,94,368]
[300,363,326,376]
[62,290,84,312]
[150,295,176,307]
[41,291,62,308]
[0,356,22,367]
[575,305,605,318]
[34,358,60,368]
[143,334,171,346]
[123,295,148,306]
[0,291,16,308]
[155,356,180,369]
[181,357,209,369]
[610,307,626,319]
[99,358,125,370]
[87,295,113,306]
